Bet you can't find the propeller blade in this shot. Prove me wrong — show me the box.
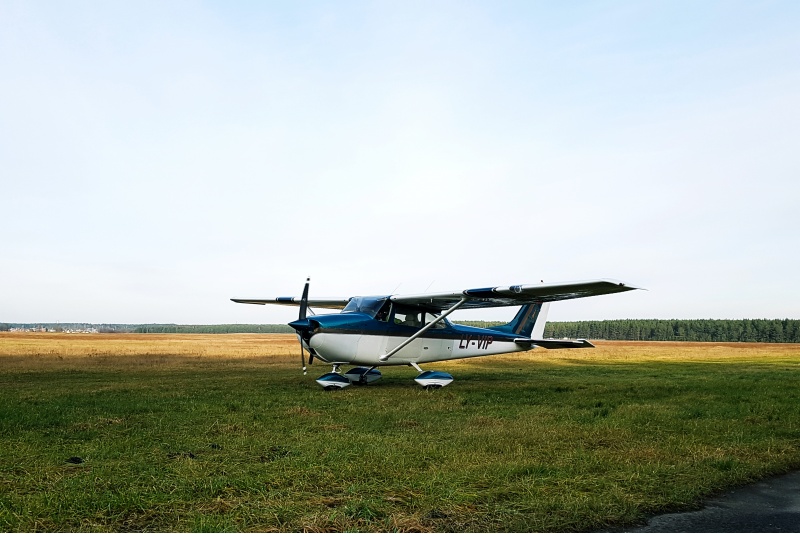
[299,277,310,320]
[298,277,310,374]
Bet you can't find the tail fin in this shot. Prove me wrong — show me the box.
[490,302,550,338]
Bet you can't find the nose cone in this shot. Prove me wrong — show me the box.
[288,318,313,332]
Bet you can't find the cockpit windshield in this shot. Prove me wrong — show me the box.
[342,297,388,318]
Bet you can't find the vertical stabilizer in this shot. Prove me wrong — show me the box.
[490,302,549,338]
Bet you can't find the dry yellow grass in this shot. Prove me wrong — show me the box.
[2,332,798,365]
[476,339,800,365]
[0,332,297,357]
[0,332,299,371]
[2,332,797,376]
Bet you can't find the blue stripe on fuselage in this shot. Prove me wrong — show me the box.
[306,313,521,343]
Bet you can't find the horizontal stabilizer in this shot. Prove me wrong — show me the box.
[514,338,595,349]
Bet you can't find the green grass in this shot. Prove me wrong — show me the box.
[1,339,799,531]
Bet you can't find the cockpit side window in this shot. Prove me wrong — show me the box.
[375,301,392,322]
[360,298,387,318]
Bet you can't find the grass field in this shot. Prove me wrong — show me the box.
[1,333,799,532]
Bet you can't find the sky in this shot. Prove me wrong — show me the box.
[2,0,799,325]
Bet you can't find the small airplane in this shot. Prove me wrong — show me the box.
[232,278,638,389]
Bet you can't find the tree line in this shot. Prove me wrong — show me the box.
[541,319,800,343]
[132,324,294,334]
[3,320,798,342]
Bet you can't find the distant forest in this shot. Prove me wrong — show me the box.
[132,324,292,334]
[0,323,293,334]
[468,319,800,343]
[2,319,798,343]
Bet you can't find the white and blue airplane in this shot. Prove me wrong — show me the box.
[232,278,638,389]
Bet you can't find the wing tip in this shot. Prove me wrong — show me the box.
[230,299,267,305]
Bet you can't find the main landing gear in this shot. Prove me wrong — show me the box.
[409,362,454,390]
[315,365,382,390]
[344,366,382,385]
[314,363,453,390]
[315,364,351,390]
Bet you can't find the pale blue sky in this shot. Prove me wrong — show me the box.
[2,1,798,324]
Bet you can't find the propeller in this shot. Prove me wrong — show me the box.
[299,277,309,320]
[297,278,311,374]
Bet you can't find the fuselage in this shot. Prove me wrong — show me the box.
[301,296,530,366]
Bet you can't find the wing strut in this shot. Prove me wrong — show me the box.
[379,298,467,362]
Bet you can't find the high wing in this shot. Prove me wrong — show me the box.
[391,279,638,310]
[230,297,350,309]
[231,279,638,312]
